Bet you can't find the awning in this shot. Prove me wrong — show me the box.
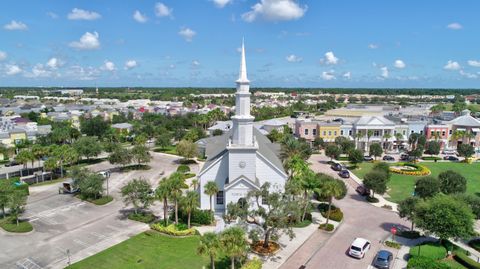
[472,128,480,132]
[456,128,466,131]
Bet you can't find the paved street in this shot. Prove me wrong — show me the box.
[280,154,410,269]
[0,152,197,269]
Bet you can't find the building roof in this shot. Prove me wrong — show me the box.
[354,115,395,126]
[262,119,286,127]
[446,110,480,127]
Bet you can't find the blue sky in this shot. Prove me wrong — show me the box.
[0,0,479,88]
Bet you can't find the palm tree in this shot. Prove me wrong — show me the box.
[156,177,172,226]
[367,130,374,151]
[204,181,219,214]
[197,232,221,269]
[383,133,392,151]
[220,227,249,269]
[169,172,187,224]
[300,171,321,221]
[316,177,346,228]
[15,150,34,177]
[190,178,199,191]
[182,191,200,228]
[395,132,403,151]
[280,135,312,162]
[31,144,46,169]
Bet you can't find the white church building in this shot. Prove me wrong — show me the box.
[197,42,288,213]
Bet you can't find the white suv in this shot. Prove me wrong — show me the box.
[349,238,371,259]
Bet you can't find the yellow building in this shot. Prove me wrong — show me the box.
[9,129,27,146]
[318,122,341,142]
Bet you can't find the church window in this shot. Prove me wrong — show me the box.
[216,191,224,205]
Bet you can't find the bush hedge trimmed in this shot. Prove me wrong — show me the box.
[128,212,156,223]
[407,256,450,269]
[321,208,344,222]
[454,251,480,269]
[389,162,431,176]
[319,223,334,231]
[174,208,213,225]
[150,223,196,236]
[318,203,337,212]
[241,258,263,269]
[176,164,190,174]
[385,241,401,249]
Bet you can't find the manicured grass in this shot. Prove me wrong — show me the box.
[352,162,480,203]
[67,231,229,269]
[409,241,447,260]
[153,145,178,155]
[0,217,33,233]
[292,219,312,228]
[80,195,114,206]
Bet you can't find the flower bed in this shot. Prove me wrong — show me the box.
[150,223,196,236]
[250,241,280,256]
[389,162,431,176]
[319,223,334,231]
[241,258,263,269]
[321,208,344,222]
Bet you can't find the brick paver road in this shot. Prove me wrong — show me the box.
[280,154,409,269]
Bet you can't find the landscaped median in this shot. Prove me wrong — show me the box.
[389,162,431,176]
[0,217,33,233]
[151,223,197,236]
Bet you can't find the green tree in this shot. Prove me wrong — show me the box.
[181,191,200,228]
[204,181,219,214]
[80,115,109,138]
[280,135,312,162]
[155,133,172,149]
[415,176,440,199]
[299,171,322,221]
[169,172,188,224]
[313,137,325,150]
[0,180,14,218]
[197,232,221,269]
[176,140,198,161]
[15,150,34,176]
[78,173,105,200]
[73,136,102,160]
[108,147,133,168]
[315,176,347,227]
[369,143,383,160]
[31,144,47,168]
[348,149,364,168]
[220,227,249,269]
[52,144,78,178]
[121,178,153,214]
[372,162,391,179]
[131,145,152,166]
[156,177,172,226]
[452,101,467,114]
[398,197,420,231]
[457,143,475,159]
[363,170,389,198]
[8,190,27,226]
[424,141,441,156]
[438,170,466,194]
[325,144,341,161]
[415,195,474,245]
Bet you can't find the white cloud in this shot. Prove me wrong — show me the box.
[178,27,196,42]
[102,60,116,71]
[155,2,173,17]
[4,20,28,31]
[460,70,478,79]
[46,57,63,69]
[368,44,379,49]
[380,67,389,78]
[46,12,59,19]
[133,10,148,23]
[394,59,406,69]
[25,64,56,78]
[343,71,351,79]
[468,60,480,67]
[285,54,302,63]
[67,8,101,20]
[320,51,339,65]
[124,60,137,70]
[69,31,100,50]
[5,64,22,75]
[66,65,100,80]
[191,60,200,68]
[242,0,307,22]
[321,71,335,81]
[444,60,461,70]
[212,0,232,8]
[0,51,7,61]
[447,22,462,30]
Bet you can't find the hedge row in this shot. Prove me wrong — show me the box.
[150,223,196,236]
[320,208,343,222]
[454,251,480,269]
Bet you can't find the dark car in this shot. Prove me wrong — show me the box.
[4,161,19,167]
[382,155,395,161]
[331,163,343,171]
[356,185,371,196]
[364,156,374,161]
[400,154,409,161]
[373,250,393,269]
[443,155,459,161]
[339,169,350,178]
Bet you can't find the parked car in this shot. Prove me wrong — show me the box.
[382,155,395,161]
[349,237,371,259]
[373,250,393,269]
[5,160,19,167]
[356,185,371,196]
[331,163,343,171]
[364,156,374,161]
[442,149,456,155]
[400,154,409,161]
[443,155,459,161]
[339,170,350,178]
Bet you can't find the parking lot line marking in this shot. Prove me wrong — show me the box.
[16,258,43,269]
[73,238,89,247]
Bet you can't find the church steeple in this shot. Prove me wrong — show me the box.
[231,39,255,147]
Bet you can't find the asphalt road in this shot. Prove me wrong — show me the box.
[0,152,197,269]
[280,154,410,269]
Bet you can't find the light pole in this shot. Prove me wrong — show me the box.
[66,249,71,266]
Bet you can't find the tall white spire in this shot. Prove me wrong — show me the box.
[237,38,249,83]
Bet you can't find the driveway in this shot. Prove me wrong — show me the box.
[0,152,197,269]
[280,154,410,269]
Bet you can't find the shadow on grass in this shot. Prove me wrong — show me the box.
[119,164,151,172]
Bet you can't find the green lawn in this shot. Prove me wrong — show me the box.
[153,145,178,155]
[67,231,230,269]
[352,162,480,203]
[0,217,33,233]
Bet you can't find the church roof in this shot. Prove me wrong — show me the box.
[446,110,480,127]
[198,128,285,176]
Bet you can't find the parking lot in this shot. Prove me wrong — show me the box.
[0,152,196,269]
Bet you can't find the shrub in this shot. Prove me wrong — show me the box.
[150,223,196,236]
[454,251,480,269]
[385,241,401,249]
[241,258,262,269]
[407,256,450,269]
[366,196,379,203]
[128,212,156,223]
[319,223,334,231]
[318,203,337,212]
[183,173,196,179]
[176,164,190,174]
[389,162,431,176]
[421,156,442,161]
[321,208,344,222]
[175,208,213,225]
[14,182,29,195]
